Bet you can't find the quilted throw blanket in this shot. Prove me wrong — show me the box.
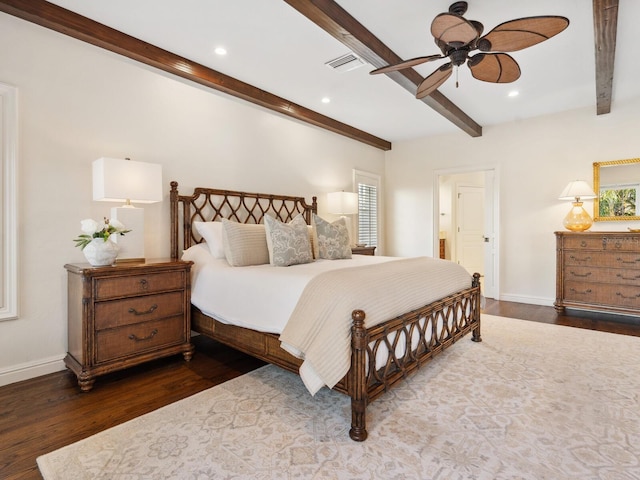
[279,257,472,395]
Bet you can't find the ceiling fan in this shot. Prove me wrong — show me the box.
[370,1,569,98]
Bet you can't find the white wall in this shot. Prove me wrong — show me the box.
[0,14,385,385]
[385,97,640,305]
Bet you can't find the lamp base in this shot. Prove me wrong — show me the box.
[563,201,593,232]
[111,206,145,261]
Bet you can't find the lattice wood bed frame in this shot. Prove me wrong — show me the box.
[170,181,482,441]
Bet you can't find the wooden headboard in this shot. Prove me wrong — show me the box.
[169,181,318,259]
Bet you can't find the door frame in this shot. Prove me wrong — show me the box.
[434,165,500,299]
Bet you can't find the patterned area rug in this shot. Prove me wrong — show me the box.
[37,315,640,479]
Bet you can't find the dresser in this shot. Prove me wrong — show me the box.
[64,260,194,391]
[555,232,640,316]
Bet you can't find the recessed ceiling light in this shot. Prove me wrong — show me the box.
[508,90,519,97]
[321,97,331,104]
[214,47,227,56]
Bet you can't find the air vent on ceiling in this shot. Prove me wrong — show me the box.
[325,53,366,73]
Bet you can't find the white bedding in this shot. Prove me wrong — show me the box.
[182,243,473,395]
[182,243,397,333]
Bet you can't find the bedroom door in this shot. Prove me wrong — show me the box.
[456,185,485,276]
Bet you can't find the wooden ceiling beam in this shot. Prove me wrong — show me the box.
[284,0,482,138]
[592,0,618,115]
[0,0,392,150]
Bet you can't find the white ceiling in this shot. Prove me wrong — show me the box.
[45,0,640,143]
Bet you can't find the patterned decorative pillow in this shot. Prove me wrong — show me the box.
[264,214,313,267]
[221,219,270,266]
[313,214,352,260]
[193,221,225,258]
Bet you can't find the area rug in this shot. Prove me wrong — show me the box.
[37,315,640,479]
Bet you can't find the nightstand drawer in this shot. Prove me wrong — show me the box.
[95,271,185,300]
[94,291,185,330]
[95,316,186,363]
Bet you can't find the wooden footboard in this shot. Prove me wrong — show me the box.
[348,273,481,441]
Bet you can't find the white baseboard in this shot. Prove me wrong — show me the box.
[497,293,555,307]
[0,355,66,388]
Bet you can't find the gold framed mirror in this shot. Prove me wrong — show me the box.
[593,158,640,222]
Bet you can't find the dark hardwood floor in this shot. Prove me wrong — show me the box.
[2,300,639,480]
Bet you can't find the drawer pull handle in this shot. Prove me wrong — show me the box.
[128,304,158,316]
[580,241,587,247]
[616,273,640,280]
[616,292,640,300]
[569,255,591,263]
[616,257,640,265]
[129,329,158,342]
[570,271,591,278]
[570,288,592,295]
[139,279,149,290]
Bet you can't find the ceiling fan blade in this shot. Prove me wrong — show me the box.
[478,16,569,52]
[468,53,520,83]
[370,55,444,75]
[416,63,453,99]
[431,13,478,48]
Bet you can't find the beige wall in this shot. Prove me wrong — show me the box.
[0,14,385,385]
[385,97,640,304]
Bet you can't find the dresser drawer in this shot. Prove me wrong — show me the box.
[563,235,640,252]
[564,251,640,269]
[95,271,185,300]
[564,266,640,285]
[95,316,186,363]
[564,281,640,308]
[94,291,185,330]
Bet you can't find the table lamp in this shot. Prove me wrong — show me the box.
[558,180,597,232]
[92,157,163,261]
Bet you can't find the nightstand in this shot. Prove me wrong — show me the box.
[64,259,194,392]
[351,245,376,256]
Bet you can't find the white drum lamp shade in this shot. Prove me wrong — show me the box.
[327,191,358,215]
[92,158,163,261]
[93,157,162,204]
[327,191,358,245]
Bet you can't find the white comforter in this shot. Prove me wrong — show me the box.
[182,243,397,333]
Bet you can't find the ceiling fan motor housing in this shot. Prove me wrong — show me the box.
[450,49,469,66]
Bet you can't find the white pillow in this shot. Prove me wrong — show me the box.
[221,219,270,267]
[193,221,225,259]
[313,214,352,260]
[264,214,313,267]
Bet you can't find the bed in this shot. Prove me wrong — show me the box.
[170,181,482,441]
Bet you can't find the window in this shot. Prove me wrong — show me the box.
[354,170,380,248]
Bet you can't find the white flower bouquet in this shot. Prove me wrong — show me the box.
[73,217,131,250]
